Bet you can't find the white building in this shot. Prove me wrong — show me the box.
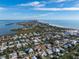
[9,52,17,59]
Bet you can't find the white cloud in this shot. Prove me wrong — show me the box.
[57,0,66,2]
[0,7,5,10]
[34,7,79,11]
[18,1,45,7]
[56,0,66,2]
[49,0,72,2]
[74,3,79,7]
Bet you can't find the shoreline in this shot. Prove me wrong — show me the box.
[38,20,78,30]
[50,24,79,30]
[0,20,79,36]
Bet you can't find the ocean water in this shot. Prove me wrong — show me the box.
[0,20,32,35]
[0,20,79,35]
[39,20,79,29]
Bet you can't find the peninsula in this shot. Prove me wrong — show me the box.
[0,20,79,59]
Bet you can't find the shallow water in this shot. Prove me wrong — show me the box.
[0,20,79,35]
[0,20,31,35]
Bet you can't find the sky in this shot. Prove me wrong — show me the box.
[0,0,79,20]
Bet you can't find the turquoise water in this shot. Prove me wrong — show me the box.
[0,20,79,35]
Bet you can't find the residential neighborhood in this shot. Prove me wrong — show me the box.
[0,21,79,59]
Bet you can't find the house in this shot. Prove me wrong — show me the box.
[71,40,77,45]
[64,38,69,42]
[33,39,39,45]
[66,30,78,35]
[52,47,60,53]
[20,39,27,47]
[45,44,52,49]
[29,48,34,53]
[0,45,3,53]
[63,42,72,48]
[32,56,37,59]
[18,51,26,57]
[46,49,53,55]
[13,35,18,40]
[0,56,6,59]
[23,56,30,59]
[8,41,15,48]
[55,40,60,46]
[15,41,22,48]
[25,48,33,54]
[1,42,8,50]
[24,33,27,36]
[9,51,17,59]
[41,50,47,57]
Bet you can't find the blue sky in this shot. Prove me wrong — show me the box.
[0,0,79,20]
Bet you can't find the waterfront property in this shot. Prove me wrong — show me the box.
[0,21,79,59]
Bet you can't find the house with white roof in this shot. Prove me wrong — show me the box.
[15,41,21,48]
[8,41,15,48]
[9,52,17,59]
[32,56,37,59]
[1,42,8,51]
[46,49,53,55]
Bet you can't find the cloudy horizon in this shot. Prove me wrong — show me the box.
[0,0,79,20]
